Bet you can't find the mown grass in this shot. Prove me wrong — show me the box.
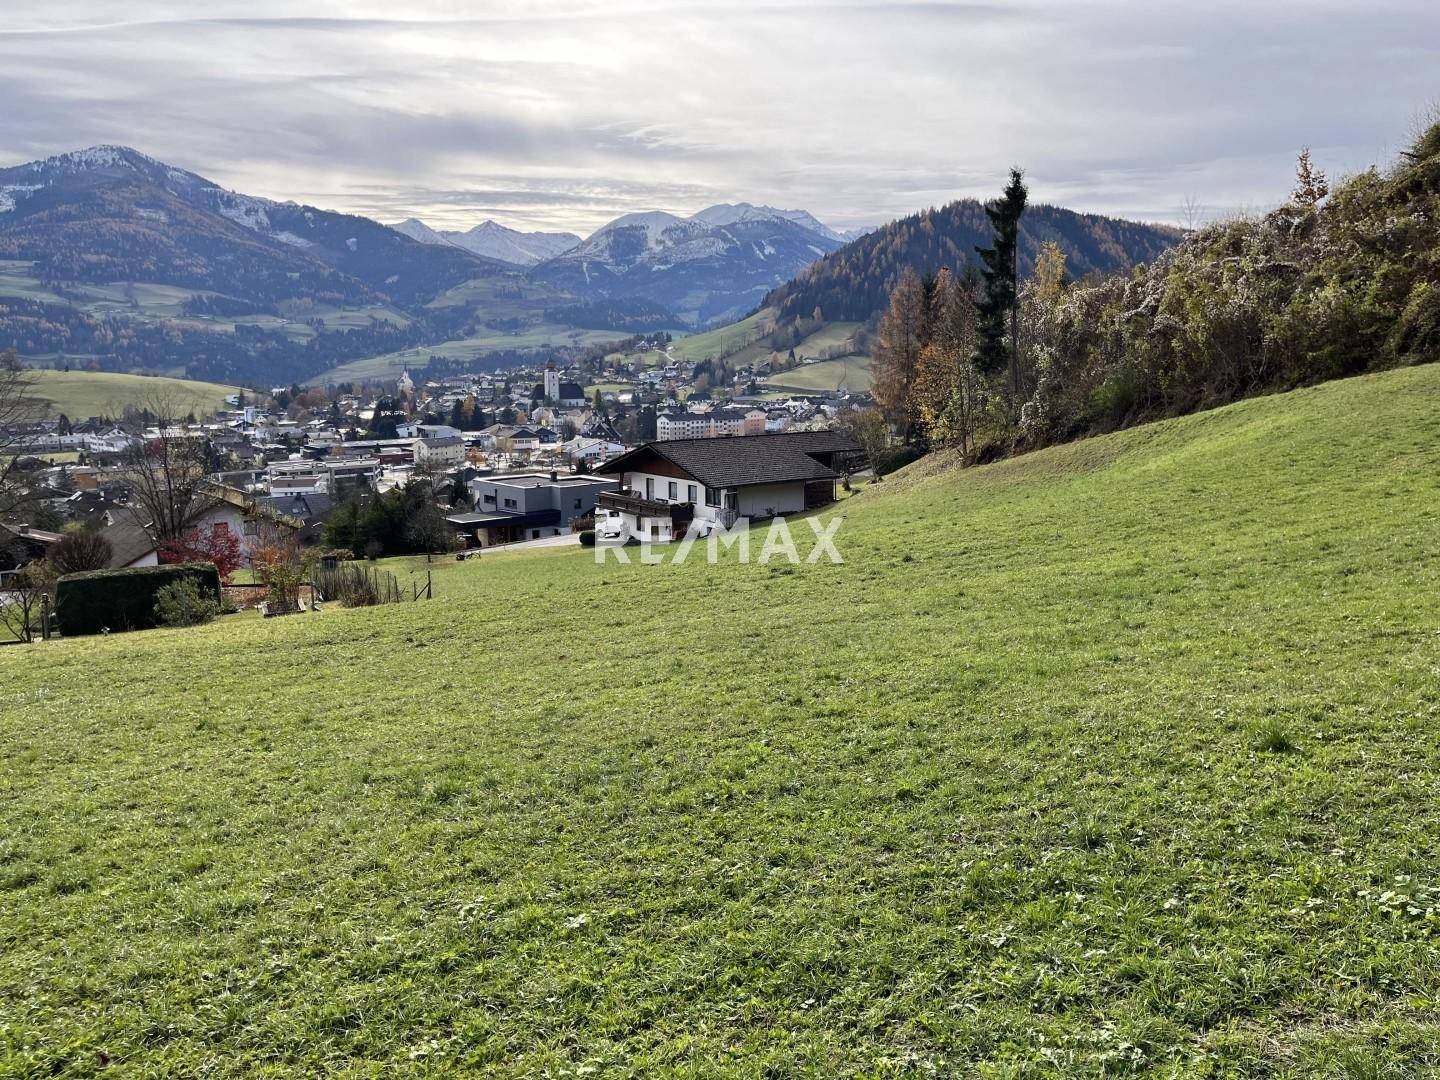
[2,367,1440,1075]
[18,370,242,420]
[770,353,872,393]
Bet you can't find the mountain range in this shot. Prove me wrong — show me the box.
[0,146,504,309]
[0,145,1183,387]
[390,218,580,267]
[529,204,850,327]
[392,202,859,326]
[765,199,1184,325]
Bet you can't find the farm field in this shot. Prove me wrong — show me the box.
[2,366,1440,1074]
[18,370,243,420]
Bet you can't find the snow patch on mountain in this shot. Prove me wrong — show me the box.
[0,184,41,215]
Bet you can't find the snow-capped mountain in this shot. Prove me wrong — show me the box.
[390,217,580,267]
[0,145,505,307]
[533,203,847,326]
[690,203,847,243]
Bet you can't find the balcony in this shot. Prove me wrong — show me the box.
[599,490,696,527]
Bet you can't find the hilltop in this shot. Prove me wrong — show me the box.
[764,198,1182,325]
[3,364,1438,1074]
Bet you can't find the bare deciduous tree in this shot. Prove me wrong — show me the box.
[0,562,55,644]
[835,406,890,479]
[0,351,45,522]
[118,394,222,547]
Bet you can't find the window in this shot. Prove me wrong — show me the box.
[705,487,721,508]
[687,484,697,504]
[574,498,583,509]
[667,481,678,500]
[483,493,495,503]
[503,498,517,508]
[645,477,654,499]
[651,524,661,538]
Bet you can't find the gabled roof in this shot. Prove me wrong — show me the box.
[596,430,861,489]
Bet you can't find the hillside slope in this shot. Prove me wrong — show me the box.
[766,199,1182,324]
[3,366,1439,1074]
[21,369,242,420]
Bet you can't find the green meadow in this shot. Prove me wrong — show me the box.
[2,366,1439,1075]
[769,353,872,393]
[18,370,242,420]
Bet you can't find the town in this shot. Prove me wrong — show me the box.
[0,347,871,610]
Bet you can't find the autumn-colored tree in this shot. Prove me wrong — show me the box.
[870,268,927,442]
[1033,241,1068,304]
[159,522,245,583]
[912,269,984,455]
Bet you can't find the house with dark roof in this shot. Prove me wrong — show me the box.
[593,430,862,543]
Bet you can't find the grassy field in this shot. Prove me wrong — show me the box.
[769,353,872,393]
[19,370,242,420]
[668,309,776,363]
[3,366,1440,1074]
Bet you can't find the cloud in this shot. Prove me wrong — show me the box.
[0,0,1436,234]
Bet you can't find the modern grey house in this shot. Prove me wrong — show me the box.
[448,471,618,547]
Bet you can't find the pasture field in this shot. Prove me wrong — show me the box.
[2,366,1439,1074]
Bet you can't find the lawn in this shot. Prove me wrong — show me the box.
[18,370,243,420]
[2,366,1439,1074]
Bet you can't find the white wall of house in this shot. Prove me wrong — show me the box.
[619,469,702,506]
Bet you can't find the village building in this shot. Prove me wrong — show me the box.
[447,471,618,547]
[593,430,862,543]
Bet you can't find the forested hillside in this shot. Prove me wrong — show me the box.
[765,201,1181,324]
[866,124,1440,466]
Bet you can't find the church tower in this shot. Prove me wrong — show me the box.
[543,360,560,402]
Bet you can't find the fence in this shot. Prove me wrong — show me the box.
[313,563,432,607]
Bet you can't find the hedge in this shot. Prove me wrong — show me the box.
[55,562,222,637]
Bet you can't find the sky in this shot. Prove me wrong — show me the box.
[0,1,1436,238]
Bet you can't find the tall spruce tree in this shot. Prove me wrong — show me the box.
[973,168,1028,399]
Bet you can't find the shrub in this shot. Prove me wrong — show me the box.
[313,562,402,607]
[153,578,219,628]
[47,529,112,576]
[578,530,597,548]
[55,563,221,637]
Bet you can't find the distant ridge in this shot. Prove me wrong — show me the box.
[763,199,1183,324]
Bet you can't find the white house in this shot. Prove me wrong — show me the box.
[414,435,466,468]
[592,430,862,543]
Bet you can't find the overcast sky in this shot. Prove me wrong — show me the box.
[1,1,1435,237]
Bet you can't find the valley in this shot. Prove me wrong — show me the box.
[0,148,1180,393]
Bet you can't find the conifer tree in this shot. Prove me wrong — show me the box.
[973,169,1028,400]
[1292,147,1329,207]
